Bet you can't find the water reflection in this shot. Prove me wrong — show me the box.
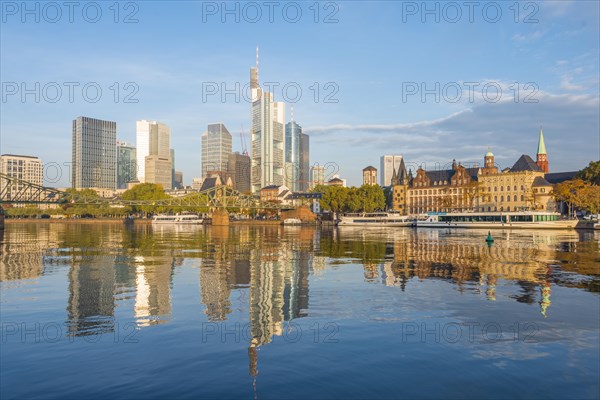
[1,223,599,391]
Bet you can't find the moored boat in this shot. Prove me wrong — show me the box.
[337,212,415,227]
[151,213,204,225]
[417,211,577,229]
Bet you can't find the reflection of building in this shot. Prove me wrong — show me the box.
[72,116,116,189]
[67,256,116,335]
[351,229,573,316]
[133,258,173,327]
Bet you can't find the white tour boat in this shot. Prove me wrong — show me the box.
[337,212,415,227]
[417,211,577,229]
[151,214,204,225]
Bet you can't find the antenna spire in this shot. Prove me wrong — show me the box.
[256,46,259,83]
[291,106,294,122]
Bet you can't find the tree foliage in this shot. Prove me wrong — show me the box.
[577,160,600,186]
[554,179,600,214]
[312,184,386,213]
[121,183,171,215]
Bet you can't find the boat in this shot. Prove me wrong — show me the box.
[282,218,303,225]
[151,213,204,225]
[417,211,577,229]
[337,212,415,227]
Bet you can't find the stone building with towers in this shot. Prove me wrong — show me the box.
[389,129,557,214]
[362,166,378,186]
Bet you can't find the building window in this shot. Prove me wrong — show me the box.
[514,185,517,191]
[521,195,524,201]
[500,195,504,202]
[514,195,517,201]
[494,186,497,192]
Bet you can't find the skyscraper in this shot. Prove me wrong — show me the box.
[299,132,309,192]
[72,116,116,189]
[170,148,176,189]
[380,155,404,186]
[201,123,232,178]
[228,152,251,193]
[117,141,137,189]
[285,120,299,191]
[310,165,325,189]
[250,48,286,193]
[136,120,171,183]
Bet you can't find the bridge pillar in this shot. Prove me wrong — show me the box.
[211,209,229,226]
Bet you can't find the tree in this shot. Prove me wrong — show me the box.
[121,183,171,215]
[577,160,600,185]
[553,179,599,215]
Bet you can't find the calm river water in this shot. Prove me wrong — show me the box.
[1,222,599,399]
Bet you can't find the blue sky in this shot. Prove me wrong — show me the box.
[1,0,599,187]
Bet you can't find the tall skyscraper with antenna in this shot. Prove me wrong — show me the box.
[250,47,286,193]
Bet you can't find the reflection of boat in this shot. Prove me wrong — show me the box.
[337,212,415,227]
[417,211,577,229]
[151,214,203,224]
[282,218,302,225]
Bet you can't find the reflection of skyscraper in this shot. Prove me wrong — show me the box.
[133,258,173,327]
[67,257,116,336]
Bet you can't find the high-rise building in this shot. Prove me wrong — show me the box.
[117,141,137,189]
[0,154,43,200]
[250,49,286,193]
[136,120,171,183]
[170,148,176,189]
[299,132,309,192]
[228,152,251,193]
[201,123,232,178]
[72,116,116,189]
[310,165,325,189]
[174,171,183,189]
[380,155,404,186]
[145,155,172,189]
[284,119,310,192]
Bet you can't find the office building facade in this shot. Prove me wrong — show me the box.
[117,141,137,189]
[201,123,232,178]
[380,155,404,187]
[228,152,251,193]
[0,154,43,200]
[72,116,116,189]
[136,120,171,183]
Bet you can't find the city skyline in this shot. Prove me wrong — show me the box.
[1,2,598,188]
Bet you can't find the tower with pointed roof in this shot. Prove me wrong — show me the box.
[536,127,549,173]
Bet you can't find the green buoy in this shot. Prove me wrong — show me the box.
[485,231,494,244]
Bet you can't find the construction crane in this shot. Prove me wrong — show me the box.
[240,125,248,156]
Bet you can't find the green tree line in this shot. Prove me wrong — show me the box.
[312,184,386,213]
